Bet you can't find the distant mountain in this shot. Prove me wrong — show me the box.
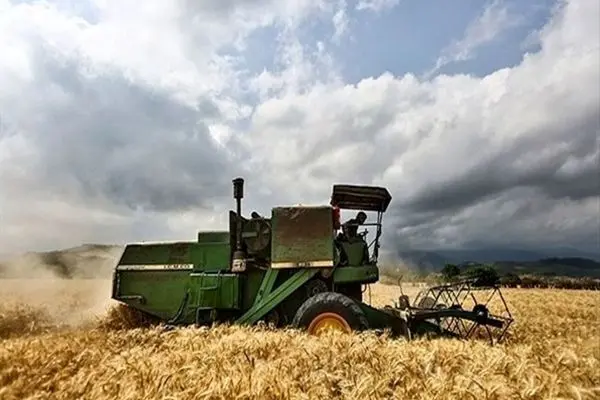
[534,247,600,261]
[432,248,541,263]
[397,247,600,275]
[492,257,600,278]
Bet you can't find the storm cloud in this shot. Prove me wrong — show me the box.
[0,0,598,256]
[2,43,235,212]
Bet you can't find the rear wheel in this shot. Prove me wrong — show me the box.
[292,292,369,335]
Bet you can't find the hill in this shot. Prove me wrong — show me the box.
[0,244,123,279]
[492,257,600,278]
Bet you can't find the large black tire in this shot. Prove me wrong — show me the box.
[292,292,369,335]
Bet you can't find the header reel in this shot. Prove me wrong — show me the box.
[387,278,514,344]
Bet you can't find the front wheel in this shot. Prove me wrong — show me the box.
[292,292,369,335]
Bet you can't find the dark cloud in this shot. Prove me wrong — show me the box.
[387,126,599,253]
[5,43,235,213]
[387,188,600,254]
[400,104,599,214]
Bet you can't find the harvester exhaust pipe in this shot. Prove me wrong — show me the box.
[231,177,246,272]
[233,177,244,252]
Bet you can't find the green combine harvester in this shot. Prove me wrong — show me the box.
[112,178,513,342]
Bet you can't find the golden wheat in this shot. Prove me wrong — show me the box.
[0,279,599,400]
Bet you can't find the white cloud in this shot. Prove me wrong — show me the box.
[426,0,522,78]
[249,29,341,99]
[0,0,327,253]
[0,0,598,257]
[355,0,401,13]
[332,1,349,43]
[243,0,600,251]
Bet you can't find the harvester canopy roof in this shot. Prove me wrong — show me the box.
[330,184,392,212]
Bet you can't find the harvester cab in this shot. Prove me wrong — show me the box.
[330,184,392,269]
[111,177,513,343]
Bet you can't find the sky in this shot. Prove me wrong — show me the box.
[0,0,598,256]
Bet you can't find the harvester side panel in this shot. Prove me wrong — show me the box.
[113,270,191,320]
[117,241,230,273]
[191,242,230,272]
[118,242,194,265]
[113,241,234,323]
[270,206,334,269]
[113,270,243,323]
[189,273,241,309]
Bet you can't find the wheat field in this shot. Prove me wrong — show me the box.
[0,279,599,400]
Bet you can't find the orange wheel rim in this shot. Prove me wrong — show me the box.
[307,312,351,335]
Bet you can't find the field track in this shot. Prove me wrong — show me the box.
[1,279,599,400]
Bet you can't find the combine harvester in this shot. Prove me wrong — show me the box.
[111,178,513,343]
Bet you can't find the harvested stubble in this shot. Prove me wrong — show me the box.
[0,280,599,400]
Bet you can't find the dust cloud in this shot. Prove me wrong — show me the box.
[0,244,123,279]
[0,244,124,338]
